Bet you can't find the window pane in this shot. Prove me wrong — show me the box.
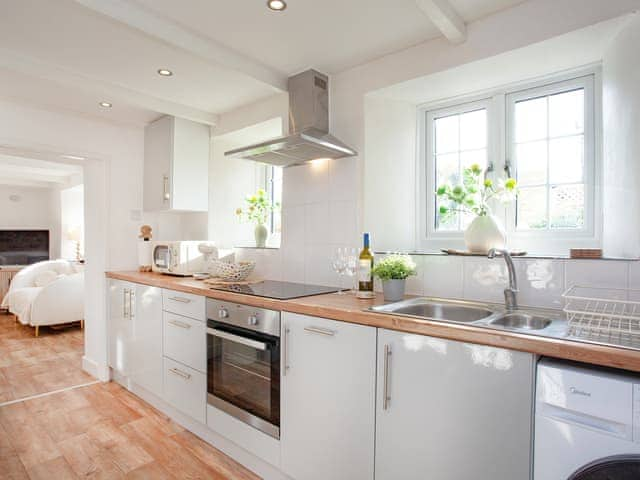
[460,149,487,172]
[549,136,584,184]
[459,109,486,150]
[435,197,459,231]
[515,96,547,143]
[549,89,584,138]
[436,153,459,186]
[434,115,458,154]
[550,184,584,229]
[516,141,547,186]
[517,187,548,230]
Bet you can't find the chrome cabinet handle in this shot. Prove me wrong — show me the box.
[129,289,135,319]
[169,296,191,304]
[207,327,267,351]
[304,326,335,337]
[383,344,392,411]
[283,326,290,375]
[169,367,191,380]
[162,174,170,201]
[123,288,128,318]
[168,319,191,329]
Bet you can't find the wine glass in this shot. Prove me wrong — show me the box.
[343,247,358,293]
[331,248,347,294]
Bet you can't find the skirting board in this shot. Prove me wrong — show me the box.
[82,356,110,381]
[111,372,291,480]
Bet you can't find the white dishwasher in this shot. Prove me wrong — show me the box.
[535,358,640,479]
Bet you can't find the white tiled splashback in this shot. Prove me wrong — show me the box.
[233,157,640,310]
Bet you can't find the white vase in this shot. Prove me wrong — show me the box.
[464,215,506,254]
[254,224,268,248]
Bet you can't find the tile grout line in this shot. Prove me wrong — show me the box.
[0,380,101,407]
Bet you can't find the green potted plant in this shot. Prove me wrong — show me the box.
[235,188,279,248]
[436,163,517,253]
[372,254,417,302]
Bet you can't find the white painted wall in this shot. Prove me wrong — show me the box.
[0,99,144,380]
[0,184,60,259]
[60,184,85,260]
[602,13,640,258]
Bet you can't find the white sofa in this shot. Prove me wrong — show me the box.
[1,259,84,336]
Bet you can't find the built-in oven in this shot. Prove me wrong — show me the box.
[206,299,280,439]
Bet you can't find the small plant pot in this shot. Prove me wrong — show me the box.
[382,279,406,302]
[254,224,268,248]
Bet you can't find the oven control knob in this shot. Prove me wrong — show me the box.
[248,314,258,326]
[218,308,229,319]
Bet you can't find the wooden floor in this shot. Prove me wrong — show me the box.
[0,381,261,479]
[0,312,93,404]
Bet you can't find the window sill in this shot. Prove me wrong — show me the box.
[234,246,280,250]
[374,251,638,261]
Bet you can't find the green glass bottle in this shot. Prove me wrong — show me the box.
[357,233,374,299]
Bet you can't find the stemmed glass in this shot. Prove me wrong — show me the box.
[331,248,347,294]
[343,248,358,293]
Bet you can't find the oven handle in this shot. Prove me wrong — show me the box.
[207,327,268,351]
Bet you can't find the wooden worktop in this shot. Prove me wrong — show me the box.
[106,271,640,373]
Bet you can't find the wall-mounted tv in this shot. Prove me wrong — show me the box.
[0,230,50,265]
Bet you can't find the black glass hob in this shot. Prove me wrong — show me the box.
[209,280,341,300]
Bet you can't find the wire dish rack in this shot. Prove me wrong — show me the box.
[563,286,640,344]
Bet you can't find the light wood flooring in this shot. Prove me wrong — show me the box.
[0,381,261,479]
[0,312,92,404]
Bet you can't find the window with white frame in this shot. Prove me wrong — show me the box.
[265,165,283,240]
[422,71,598,251]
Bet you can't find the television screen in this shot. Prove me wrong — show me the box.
[0,230,50,265]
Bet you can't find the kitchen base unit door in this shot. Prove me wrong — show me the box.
[130,285,163,398]
[163,357,206,424]
[108,280,135,377]
[375,329,534,480]
[281,313,376,480]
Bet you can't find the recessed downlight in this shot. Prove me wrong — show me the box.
[61,154,86,161]
[99,101,112,108]
[267,0,286,11]
[157,68,173,76]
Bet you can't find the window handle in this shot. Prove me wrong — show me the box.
[504,159,512,178]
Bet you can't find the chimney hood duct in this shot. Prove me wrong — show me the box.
[225,69,356,167]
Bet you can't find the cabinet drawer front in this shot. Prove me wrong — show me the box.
[163,312,206,373]
[162,289,205,321]
[163,357,206,423]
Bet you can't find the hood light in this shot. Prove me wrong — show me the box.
[267,0,286,11]
[99,101,112,108]
[157,68,173,76]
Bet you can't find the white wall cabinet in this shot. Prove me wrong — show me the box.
[108,279,135,377]
[130,284,163,398]
[375,329,534,480]
[144,115,209,212]
[281,312,376,480]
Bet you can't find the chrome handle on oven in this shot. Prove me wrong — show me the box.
[383,344,392,411]
[206,327,267,351]
[169,367,191,380]
[304,326,335,337]
[168,319,191,329]
[283,325,290,375]
[169,296,191,304]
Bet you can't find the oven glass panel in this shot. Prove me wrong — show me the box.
[208,325,280,427]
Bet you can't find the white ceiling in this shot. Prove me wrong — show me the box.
[0,155,83,189]
[131,0,526,74]
[0,0,526,126]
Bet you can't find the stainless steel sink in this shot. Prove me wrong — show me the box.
[489,313,551,330]
[370,299,495,323]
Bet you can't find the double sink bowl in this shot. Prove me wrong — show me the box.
[370,297,564,335]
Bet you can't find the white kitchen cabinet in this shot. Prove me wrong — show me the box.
[108,279,136,377]
[375,329,534,480]
[163,357,206,423]
[163,311,206,373]
[144,115,209,212]
[130,284,163,398]
[281,312,376,480]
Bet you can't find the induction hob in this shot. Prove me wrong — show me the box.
[209,280,342,300]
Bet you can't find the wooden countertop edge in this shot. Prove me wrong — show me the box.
[106,271,640,373]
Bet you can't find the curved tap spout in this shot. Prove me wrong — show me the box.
[487,248,518,310]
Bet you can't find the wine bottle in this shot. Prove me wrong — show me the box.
[357,233,375,299]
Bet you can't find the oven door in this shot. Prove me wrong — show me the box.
[206,321,280,439]
[153,245,170,270]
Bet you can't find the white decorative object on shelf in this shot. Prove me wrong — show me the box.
[209,260,256,282]
[563,285,640,343]
[464,215,506,254]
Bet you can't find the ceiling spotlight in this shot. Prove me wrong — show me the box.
[99,101,112,108]
[267,0,286,11]
[61,154,86,161]
[157,68,173,76]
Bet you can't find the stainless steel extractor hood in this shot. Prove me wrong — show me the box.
[225,69,357,167]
